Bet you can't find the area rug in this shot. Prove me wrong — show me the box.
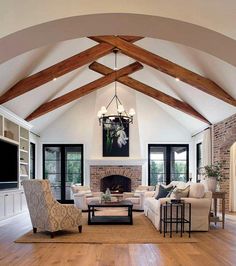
[15,210,198,244]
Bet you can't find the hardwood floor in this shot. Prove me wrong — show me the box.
[0,212,236,266]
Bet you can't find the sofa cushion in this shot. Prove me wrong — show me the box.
[189,183,205,198]
[171,185,190,199]
[155,185,174,200]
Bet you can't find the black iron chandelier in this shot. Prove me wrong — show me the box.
[97,49,135,126]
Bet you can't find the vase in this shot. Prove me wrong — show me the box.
[207,177,217,192]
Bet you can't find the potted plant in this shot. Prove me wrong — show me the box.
[200,162,223,192]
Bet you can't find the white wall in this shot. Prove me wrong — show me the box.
[37,88,193,183]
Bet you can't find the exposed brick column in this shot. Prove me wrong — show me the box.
[90,165,142,192]
[213,113,236,211]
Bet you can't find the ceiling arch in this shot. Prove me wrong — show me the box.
[1,13,236,67]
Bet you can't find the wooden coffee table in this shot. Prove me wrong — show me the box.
[88,200,133,225]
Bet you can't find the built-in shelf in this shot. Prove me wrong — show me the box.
[20,149,28,154]
[20,136,29,141]
[0,136,19,145]
[20,162,28,165]
[20,174,28,177]
[0,106,32,221]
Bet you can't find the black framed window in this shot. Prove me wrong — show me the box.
[148,144,189,185]
[30,142,35,179]
[43,144,83,203]
[196,142,203,182]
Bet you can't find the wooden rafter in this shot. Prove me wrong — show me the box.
[26,62,143,121]
[89,36,236,107]
[89,61,210,124]
[0,36,142,104]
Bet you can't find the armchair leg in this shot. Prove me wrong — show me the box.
[78,225,82,233]
[33,227,37,234]
[50,232,55,238]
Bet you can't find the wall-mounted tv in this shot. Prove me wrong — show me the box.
[0,139,18,189]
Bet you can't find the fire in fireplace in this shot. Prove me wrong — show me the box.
[100,175,131,193]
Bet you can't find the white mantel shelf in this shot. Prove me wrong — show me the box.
[87,158,147,166]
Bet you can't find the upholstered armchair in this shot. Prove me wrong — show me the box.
[71,185,102,211]
[22,179,82,238]
[123,185,155,211]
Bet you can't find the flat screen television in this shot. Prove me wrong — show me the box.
[0,139,18,189]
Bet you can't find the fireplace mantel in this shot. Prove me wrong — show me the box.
[87,158,146,166]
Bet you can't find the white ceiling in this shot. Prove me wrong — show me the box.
[0,36,235,134]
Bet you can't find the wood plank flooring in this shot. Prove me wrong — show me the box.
[0,212,236,266]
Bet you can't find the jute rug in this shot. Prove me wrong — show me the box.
[15,209,197,244]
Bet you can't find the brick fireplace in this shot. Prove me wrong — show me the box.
[90,165,142,192]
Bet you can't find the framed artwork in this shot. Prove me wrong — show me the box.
[103,118,129,157]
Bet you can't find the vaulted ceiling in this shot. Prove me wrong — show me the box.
[0,35,235,134]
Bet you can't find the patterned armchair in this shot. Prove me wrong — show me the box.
[22,179,82,238]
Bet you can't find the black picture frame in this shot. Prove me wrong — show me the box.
[103,118,129,157]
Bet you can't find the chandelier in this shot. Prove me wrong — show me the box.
[97,49,135,127]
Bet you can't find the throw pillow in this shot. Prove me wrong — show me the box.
[155,185,174,200]
[189,183,205,198]
[171,185,190,199]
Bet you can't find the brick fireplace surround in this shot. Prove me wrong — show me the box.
[90,165,142,192]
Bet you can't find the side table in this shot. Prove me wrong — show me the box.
[210,191,226,229]
[160,201,191,238]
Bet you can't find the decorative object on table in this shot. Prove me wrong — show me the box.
[97,50,134,157]
[171,199,184,204]
[101,188,112,202]
[200,162,223,192]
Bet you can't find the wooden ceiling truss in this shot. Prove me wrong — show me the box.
[0,35,234,123]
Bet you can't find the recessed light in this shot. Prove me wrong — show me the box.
[53,77,57,81]
[175,77,180,82]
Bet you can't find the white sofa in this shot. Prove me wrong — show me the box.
[144,182,212,231]
[71,185,102,211]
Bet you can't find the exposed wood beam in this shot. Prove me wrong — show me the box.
[0,36,142,104]
[26,62,143,121]
[0,43,113,104]
[118,35,143,43]
[89,61,211,124]
[90,36,236,107]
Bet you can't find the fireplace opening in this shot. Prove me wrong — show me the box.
[100,175,131,193]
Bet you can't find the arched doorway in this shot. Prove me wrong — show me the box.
[229,142,236,212]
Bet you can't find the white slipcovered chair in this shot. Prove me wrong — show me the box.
[123,185,155,210]
[71,185,102,211]
[22,179,82,238]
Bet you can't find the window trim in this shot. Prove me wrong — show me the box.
[148,144,189,185]
[30,142,36,179]
[196,142,203,182]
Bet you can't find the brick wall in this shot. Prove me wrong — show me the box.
[213,113,236,211]
[90,165,142,192]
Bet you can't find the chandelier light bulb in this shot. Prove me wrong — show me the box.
[101,106,107,115]
[117,105,124,114]
[129,108,135,116]
[97,110,102,118]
